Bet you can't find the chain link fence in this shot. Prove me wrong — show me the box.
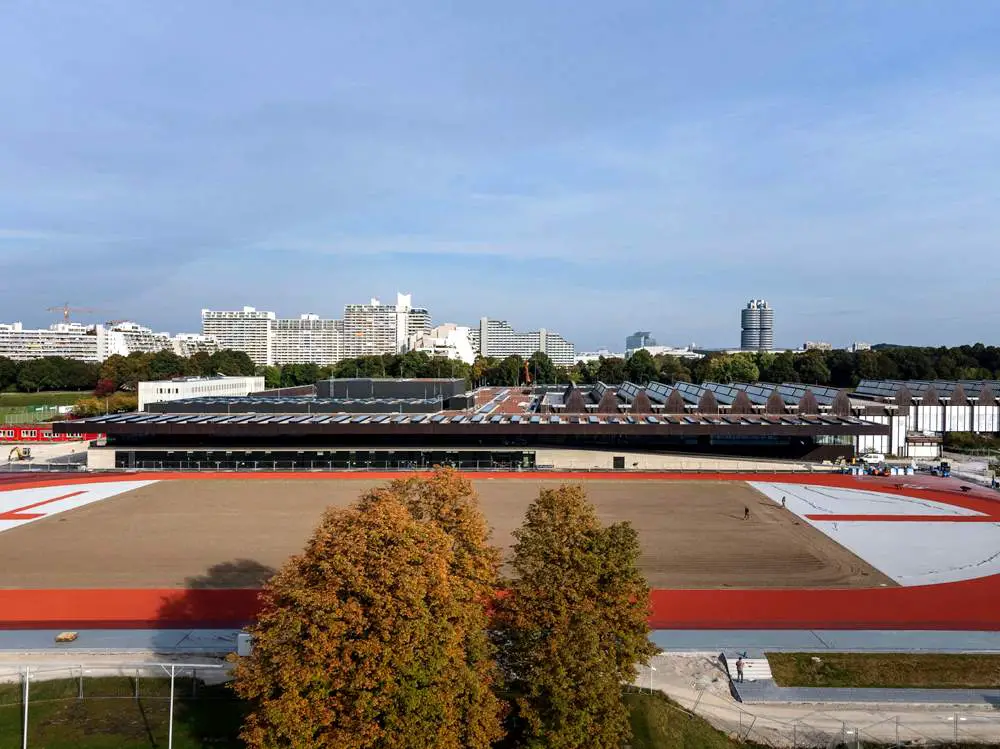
[0,662,233,749]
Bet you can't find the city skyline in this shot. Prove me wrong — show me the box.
[3,3,1000,347]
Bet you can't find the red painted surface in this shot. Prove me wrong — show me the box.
[804,514,998,523]
[0,490,86,520]
[0,471,998,630]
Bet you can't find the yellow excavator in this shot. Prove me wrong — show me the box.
[7,446,31,461]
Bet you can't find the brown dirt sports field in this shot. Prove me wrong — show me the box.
[0,479,894,590]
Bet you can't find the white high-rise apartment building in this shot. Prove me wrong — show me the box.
[272,315,345,366]
[201,307,276,366]
[0,321,219,362]
[97,322,173,358]
[0,322,101,362]
[171,333,220,358]
[476,317,576,366]
[343,293,424,359]
[406,324,476,364]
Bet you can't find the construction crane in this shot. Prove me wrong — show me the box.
[46,303,109,323]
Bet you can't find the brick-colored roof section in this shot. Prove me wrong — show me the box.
[797,390,819,414]
[596,389,619,414]
[666,390,686,414]
[698,390,720,414]
[729,391,753,415]
[765,390,786,414]
[631,391,653,414]
[564,388,587,414]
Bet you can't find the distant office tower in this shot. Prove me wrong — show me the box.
[740,299,774,351]
[625,331,657,352]
[272,314,345,366]
[476,317,576,367]
[201,307,276,366]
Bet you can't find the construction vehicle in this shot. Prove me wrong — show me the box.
[7,446,31,461]
[931,461,951,477]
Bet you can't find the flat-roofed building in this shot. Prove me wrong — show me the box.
[201,307,275,366]
[137,375,265,411]
[272,315,344,366]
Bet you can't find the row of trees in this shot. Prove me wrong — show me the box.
[4,342,1000,395]
[233,469,655,749]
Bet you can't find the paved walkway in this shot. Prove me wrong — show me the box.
[3,628,1000,656]
[736,679,1000,707]
[652,629,1000,656]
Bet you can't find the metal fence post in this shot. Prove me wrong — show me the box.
[792,720,796,748]
[22,665,29,749]
[134,668,139,700]
[168,664,176,749]
[78,666,84,699]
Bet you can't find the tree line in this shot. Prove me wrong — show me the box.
[3,343,999,395]
[232,468,655,749]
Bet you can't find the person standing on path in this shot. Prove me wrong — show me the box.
[781,496,786,509]
[736,656,745,683]
[744,506,750,520]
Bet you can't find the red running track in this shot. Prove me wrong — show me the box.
[1,471,999,630]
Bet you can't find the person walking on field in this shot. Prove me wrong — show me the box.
[736,656,745,683]
[744,506,750,520]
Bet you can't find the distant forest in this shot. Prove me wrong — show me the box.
[1,343,999,395]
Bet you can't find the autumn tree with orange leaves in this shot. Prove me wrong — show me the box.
[232,480,504,749]
[494,484,658,749]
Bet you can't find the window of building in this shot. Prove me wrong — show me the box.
[23,430,37,438]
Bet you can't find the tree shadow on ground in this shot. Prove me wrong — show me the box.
[156,559,275,628]
[154,559,276,748]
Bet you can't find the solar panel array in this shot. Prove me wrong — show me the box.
[645,381,675,404]
[855,379,1000,401]
[617,382,643,402]
[71,411,873,429]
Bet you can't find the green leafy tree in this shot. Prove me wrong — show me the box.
[595,356,626,384]
[259,365,281,389]
[234,485,503,749]
[528,351,557,384]
[0,356,17,391]
[148,350,186,381]
[208,349,255,376]
[496,355,524,386]
[757,351,798,384]
[655,355,691,384]
[794,350,831,385]
[495,485,657,749]
[624,349,657,384]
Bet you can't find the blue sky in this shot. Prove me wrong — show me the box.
[2,1,999,350]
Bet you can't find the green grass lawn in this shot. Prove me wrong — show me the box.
[0,391,87,411]
[627,691,766,749]
[1,679,767,749]
[0,679,245,749]
[768,652,1000,689]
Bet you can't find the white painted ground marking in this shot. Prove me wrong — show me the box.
[749,482,1000,586]
[0,481,158,533]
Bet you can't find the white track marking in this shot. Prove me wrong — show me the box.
[749,482,1000,586]
[0,481,158,533]
[750,481,983,517]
